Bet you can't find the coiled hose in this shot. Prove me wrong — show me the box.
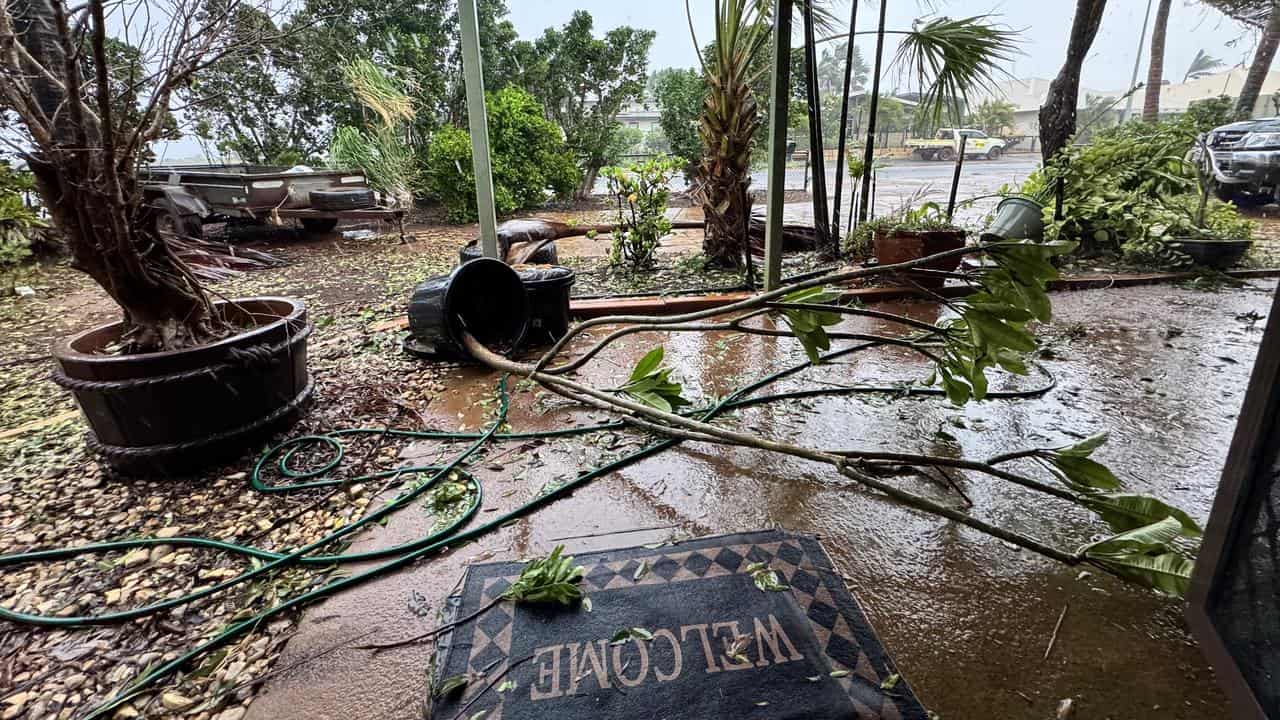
[0,346,1055,718]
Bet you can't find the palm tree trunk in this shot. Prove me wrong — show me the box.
[1040,0,1108,163]
[1142,0,1172,121]
[1237,7,1280,119]
[857,0,888,223]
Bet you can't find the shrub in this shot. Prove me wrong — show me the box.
[600,155,678,269]
[1032,115,1252,265]
[425,87,579,223]
[0,162,44,290]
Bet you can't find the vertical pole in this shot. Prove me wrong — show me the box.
[764,0,793,291]
[946,134,967,221]
[857,0,888,223]
[830,0,859,247]
[801,1,830,253]
[459,0,499,258]
[1121,0,1154,124]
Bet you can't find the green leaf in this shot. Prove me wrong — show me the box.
[1046,455,1120,491]
[880,673,901,690]
[1081,516,1183,556]
[1080,493,1202,537]
[630,347,664,382]
[1056,432,1108,458]
[435,673,472,698]
[965,309,1036,352]
[501,545,585,605]
[1086,548,1194,597]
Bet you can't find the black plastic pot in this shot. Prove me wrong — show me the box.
[51,297,312,476]
[516,265,576,347]
[1167,238,1252,269]
[458,240,559,266]
[405,257,529,360]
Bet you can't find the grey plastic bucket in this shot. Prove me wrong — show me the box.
[981,196,1045,242]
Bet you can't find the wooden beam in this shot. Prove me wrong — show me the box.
[458,0,499,258]
[764,0,793,291]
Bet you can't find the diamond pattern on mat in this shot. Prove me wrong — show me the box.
[477,602,512,642]
[807,598,839,630]
[713,547,744,572]
[776,541,805,567]
[651,556,681,580]
[682,551,713,577]
[483,577,511,601]
[825,630,864,671]
[584,563,618,589]
[745,545,775,565]
[790,567,821,596]
[468,636,507,673]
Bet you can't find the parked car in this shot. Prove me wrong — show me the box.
[1198,117,1280,206]
[906,128,1008,161]
[139,164,405,237]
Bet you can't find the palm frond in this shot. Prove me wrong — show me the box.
[1183,48,1225,82]
[893,15,1021,127]
[343,58,415,128]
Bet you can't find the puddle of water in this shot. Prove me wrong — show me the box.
[249,281,1274,720]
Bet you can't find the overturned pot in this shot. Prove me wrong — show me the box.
[52,297,312,476]
[871,228,967,289]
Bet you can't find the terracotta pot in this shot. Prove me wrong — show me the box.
[52,297,312,476]
[871,228,967,288]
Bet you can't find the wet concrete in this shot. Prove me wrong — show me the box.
[246,280,1274,720]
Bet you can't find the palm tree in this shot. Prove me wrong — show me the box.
[1239,6,1280,117]
[689,0,776,268]
[1183,49,1226,82]
[1204,0,1280,118]
[1142,0,1172,121]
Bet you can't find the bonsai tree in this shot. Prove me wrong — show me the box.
[0,0,285,352]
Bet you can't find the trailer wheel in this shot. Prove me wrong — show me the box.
[154,210,203,242]
[301,218,340,234]
[309,188,376,211]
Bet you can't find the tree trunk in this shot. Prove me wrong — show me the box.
[12,0,223,352]
[698,47,760,268]
[1237,7,1280,119]
[1040,0,1108,163]
[576,164,600,200]
[1142,0,1172,121]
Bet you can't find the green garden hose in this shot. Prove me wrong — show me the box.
[0,344,1056,719]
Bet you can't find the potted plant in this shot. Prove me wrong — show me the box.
[1165,136,1253,269]
[1,0,312,474]
[865,202,967,288]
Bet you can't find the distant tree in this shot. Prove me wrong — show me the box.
[510,11,654,198]
[190,6,326,163]
[817,42,867,95]
[1183,49,1226,82]
[1041,0,1108,162]
[1142,0,1173,121]
[1185,95,1237,130]
[967,99,1017,135]
[1075,93,1120,142]
[652,67,705,177]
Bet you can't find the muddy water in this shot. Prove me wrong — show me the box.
[247,280,1274,720]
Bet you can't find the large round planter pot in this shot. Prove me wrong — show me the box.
[52,297,313,476]
[872,228,967,289]
[1167,238,1252,270]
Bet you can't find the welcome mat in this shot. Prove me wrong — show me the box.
[430,530,927,720]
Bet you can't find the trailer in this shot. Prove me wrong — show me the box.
[139,164,406,238]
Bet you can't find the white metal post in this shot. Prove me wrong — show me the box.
[458,0,499,258]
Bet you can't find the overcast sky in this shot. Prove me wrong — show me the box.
[508,0,1262,93]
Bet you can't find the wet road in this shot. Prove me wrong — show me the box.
[773,153,1044,226]
[248,280,1272,720]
